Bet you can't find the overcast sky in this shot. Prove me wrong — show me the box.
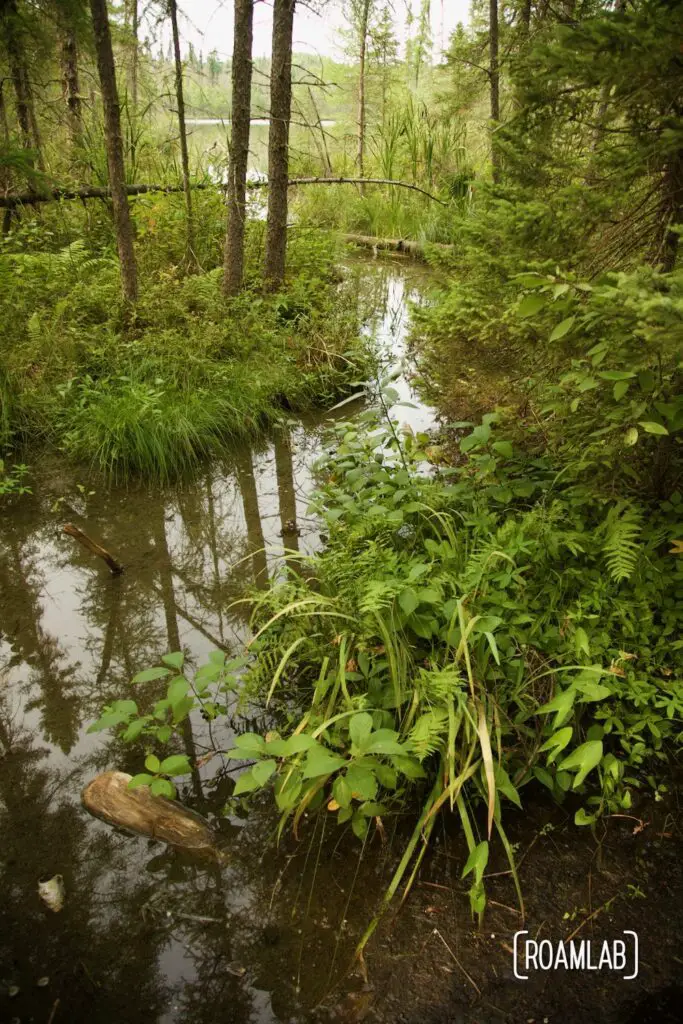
[148,1,471,63]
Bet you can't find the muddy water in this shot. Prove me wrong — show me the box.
[0,258,436,1023]
[2,257,681,1024]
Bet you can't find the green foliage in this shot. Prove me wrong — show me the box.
[0,207,374,480]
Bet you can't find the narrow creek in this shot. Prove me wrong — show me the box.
[1,255,681,1024]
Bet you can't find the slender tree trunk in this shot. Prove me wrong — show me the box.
[357,0,370,191]
[3,0,32,155]
[89,0,138,303]
[61,30,83,148]
[264,0,295,291]
[235,450,269,588]
[24,69,44,171]
[126,0,139,169]
[223,0,254,296]
[520,0,531,36]
[489,0,501,184]
[168,0,195,266]
[0,78,10,191]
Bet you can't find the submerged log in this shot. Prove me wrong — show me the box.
[82,771,221,857]
[63,523,124,575]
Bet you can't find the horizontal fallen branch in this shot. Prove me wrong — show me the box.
[0,176,449,209]
[344,233,454,259]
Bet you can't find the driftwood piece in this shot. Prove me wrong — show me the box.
[63,523,124,575]
[82,771,220,856]
[0,176,448,209]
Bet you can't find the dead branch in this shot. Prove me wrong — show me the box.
[63,523,124,575]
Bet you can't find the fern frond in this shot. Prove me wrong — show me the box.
[601,501,643,582]
[408,709,449,761]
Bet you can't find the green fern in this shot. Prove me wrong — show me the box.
[601,502,643,582]
[408,709,449,761]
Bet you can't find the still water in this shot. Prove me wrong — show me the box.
[0,259,436,1024]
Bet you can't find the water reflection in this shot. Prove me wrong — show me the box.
[0,260,436,1023]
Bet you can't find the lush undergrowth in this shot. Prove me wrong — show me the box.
[91,197,682,936]
[0,192,373,481]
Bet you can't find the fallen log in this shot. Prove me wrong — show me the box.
[0,176,448,209]
[343,233,454,260]
[63,523,124,575]
[82,771,223,858]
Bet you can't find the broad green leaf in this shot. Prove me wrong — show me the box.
[345,764,378,800]
[537,687,576,729]
[517,293,546,317]
[574,627,590,657]
[351,812,369,840]
[252,759,277,786]
[302,744,346,779]
[232,733,266,754]
[132,667,171,684]
[494,765,522,808]
[492,441,513,458]
[461,840,489,884]
[349,712,373,751]
[234,768,261,795]
[598,370,636,381]
[392,755,427,779]
[575,807,597,826]
[398,588,419,616]
[623,427,638,446]
[365,729,404,756]
[549,316,575,342]
[128,773,155,789]
[558,740,603,788]
[539,725,573,764]
[145,754,160,773]
[332,774,352,809]
[638,420,668,435]
[613,380,630,401]
[167,677,190,705]
[162,652,185,671]
[159,755,192,776]
[150,778,175,798]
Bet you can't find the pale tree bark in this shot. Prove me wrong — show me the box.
[89,0,138,303]
[168,0,195,266]
[264,0,295,291]
[2,0,40,167]
[489,0,501,184]
[223,0,254,296]
[357,0,370,191]
[125,0,139,168]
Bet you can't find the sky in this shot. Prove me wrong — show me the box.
[148,1,471,64]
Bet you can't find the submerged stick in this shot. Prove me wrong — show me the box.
[63,523,124,575]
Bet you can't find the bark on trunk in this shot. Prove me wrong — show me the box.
[264,0,295,291]
[61,30,83,147]
[89,0,138,303]
[357,0,370,191]
[3,0,34,159]
[126,0,139,168]
[223,0,254,296]
[168,0,195,266]
[489,0,501,184]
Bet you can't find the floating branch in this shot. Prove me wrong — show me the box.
[0,177,448,209]
[63,523,124,575]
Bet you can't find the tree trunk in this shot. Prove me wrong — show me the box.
[264,0,295,291]
[357,0,370,191]
[489,0,501,184]
[2,0,33,156]
[61,30,83,148]
[168,0,195,267]
[89,0,138,303]
[0,78,10,190]
[126,0,139,169]
[223,0,254,296]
